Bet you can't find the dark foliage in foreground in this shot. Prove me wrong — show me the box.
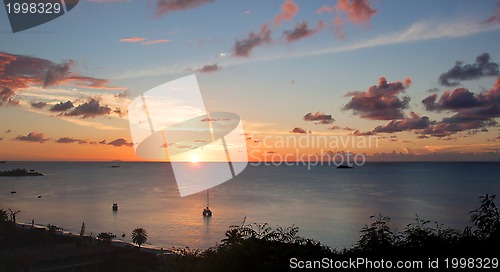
[97,232,116,244]
[164,220,334,272]
[159,194,500,271]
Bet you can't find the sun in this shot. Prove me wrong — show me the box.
[190,155,199,163]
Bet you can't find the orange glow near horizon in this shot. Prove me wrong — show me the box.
[1,129,499,162]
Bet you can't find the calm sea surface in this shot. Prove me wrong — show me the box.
[0,162,499,250]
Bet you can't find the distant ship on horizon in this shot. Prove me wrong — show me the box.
[336,165,354,169]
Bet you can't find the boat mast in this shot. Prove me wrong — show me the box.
[206,189,209,207]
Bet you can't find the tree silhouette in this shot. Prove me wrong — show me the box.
[470,194,500,239]
[132,228,148,250]
[221,228,243,247]
[0,209,8,224]
[8,209,21,226]
[356,214,394,252]
[97,232,116,244]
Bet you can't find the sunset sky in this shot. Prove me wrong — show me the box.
[1,0,500,161]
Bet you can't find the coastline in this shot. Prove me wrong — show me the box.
[14,222,172,255]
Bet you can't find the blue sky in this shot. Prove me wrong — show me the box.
[1,0,500,160]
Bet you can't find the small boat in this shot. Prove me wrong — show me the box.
[202,190,212,217]
[11,191,16,194]
[112,203,118,211]
[203,206,212,217]
[337,165,353,169]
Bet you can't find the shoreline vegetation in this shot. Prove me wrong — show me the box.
[0,168,43,177]
[1,194,499,271]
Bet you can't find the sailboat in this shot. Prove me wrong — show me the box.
[79,222,85,237]
[202,189,212,217]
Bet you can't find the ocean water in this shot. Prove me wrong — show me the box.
[0,161,499,250]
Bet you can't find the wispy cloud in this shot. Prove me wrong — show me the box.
[141,39,172,45]
[113,19,500,79]
[483,1,500,24]
[189,63,221,73]
[316,5,334,15]
[57,116,125,130]
[120,37,171,45]
[274,0,299,26]
[300,19,500,59]
[154,0,213,17]
[119,37,145,43]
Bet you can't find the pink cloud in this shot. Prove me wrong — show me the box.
[333,0,377,39]
[0,52,125,106]
[483,1,500,24]
[336,0,377,24]
[274,0,299,26]
[119,37,145,43]
[316,5,334,14]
